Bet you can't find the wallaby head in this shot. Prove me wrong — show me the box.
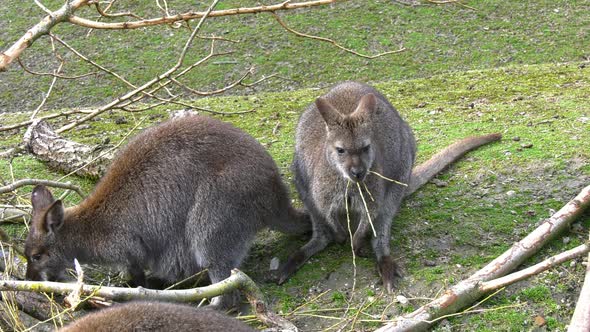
[316,93,377,182]
[25,185,68,282]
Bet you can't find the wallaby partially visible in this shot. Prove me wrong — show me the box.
[278,81,501,291]
[25,115,309,309]
[60,301,255,332]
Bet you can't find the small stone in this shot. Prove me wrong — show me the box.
[114,116,128,125]
[431,178,449,187]
[563,237,571,244]
[534,315,547,327]
[269,257,280,271]
[396,295,409,305]
[526,210,536,217]
[512,136,521,141]
[521,143,533,148]
[570,260,576,267]
[506,190,516,197]
[424,260,437,267]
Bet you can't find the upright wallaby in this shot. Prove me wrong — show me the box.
[60,301,255,332]
[25,115,309,308]
[278,81,501,291]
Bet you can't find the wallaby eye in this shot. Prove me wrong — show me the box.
[31,254,42,262]
[335,147,345,155]
[362,145,371,153]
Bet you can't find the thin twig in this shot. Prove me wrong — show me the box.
[369,170,408,187]
[67,0,337,30]
[18,58,97,79]
[0,179,84,198]
[345,180,358,297]
[272,12,406,59]
[356,182,377,237]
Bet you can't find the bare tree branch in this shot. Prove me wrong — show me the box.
[376,184,590,332]
[569,232,590,331]
[0,269,297,331]
[0,179,84,198]
[0,0,89,71]
[68,0,337,30]
[0,0,336,71]
[480,243,590,292]
[271,12,406,59]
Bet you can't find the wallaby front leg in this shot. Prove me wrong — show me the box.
[371,215,402,293]
[277,225,332,284]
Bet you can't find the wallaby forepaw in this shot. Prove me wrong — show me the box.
[378,256,402,293]
[277,250,306,285]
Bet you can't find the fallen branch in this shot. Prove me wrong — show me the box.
[376,184,590,332]
[569,232,590,331]
[0,269,296,331]
[24,120,114,178]
[0,178,84,197]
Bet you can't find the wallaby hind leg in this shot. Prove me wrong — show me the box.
[277,223,333,284]
[371,214,402,293]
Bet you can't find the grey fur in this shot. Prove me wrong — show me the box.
[60,301,255,332]
[25,115,309,309]
[278,81,501,292]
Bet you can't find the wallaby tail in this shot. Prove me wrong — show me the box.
[406,133,502,196]
[269,206,312,235]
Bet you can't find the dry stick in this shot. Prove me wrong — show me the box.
[55,13,243,133]
[356,182,377,237]
[49,33,182,108]
[345,181,358,296]
[0,0,89,71]
[171,68,269,96]
[17,58,97,80]
[30,39,64,120]
[0,110,91,133]
[376,184,590,332]
[85,0,119,37]
[0,179,84,198]
[369,170,408,187]
[1,0,334,71]
[92,1,142,20]
[569,233,590,331]
[0,269,295,331]
[480,243,590,292]
[271,12,406,59]
[68,0,337,29]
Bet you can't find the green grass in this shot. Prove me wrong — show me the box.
[1,62,588,331]
[1,0,590,330]
[1,1,589,114]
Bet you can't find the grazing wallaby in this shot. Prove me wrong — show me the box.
[278,81,501,291]
[60,301,255,332]
[25,115,309,308]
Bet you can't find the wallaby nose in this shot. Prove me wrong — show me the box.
[350,167,366,181]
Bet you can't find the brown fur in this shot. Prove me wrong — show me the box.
[60,301,255,332]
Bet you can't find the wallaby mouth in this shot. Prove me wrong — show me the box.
[349,167,367,182]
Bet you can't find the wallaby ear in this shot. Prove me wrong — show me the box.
[315,97,342,127]
[44,200,64,234]
[31,185,56,211]
[352,93,377,121]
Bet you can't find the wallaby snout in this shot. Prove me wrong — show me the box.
[350,165,366,181]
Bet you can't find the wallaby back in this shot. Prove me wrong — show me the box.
[25,115,309,309]
[60,301,255,332]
